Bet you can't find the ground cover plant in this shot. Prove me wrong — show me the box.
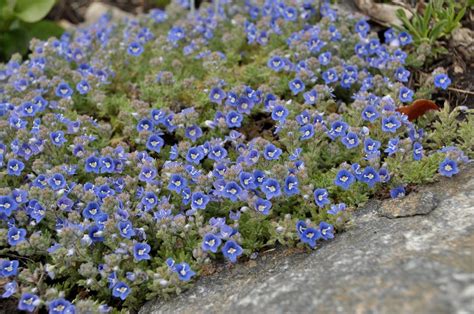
[0,0,472,312]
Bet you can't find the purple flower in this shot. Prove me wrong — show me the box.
[76,80,90,94]
[271,105,289,122]
[413,142,423,161]
[398,32,412,46]
[186,147,205,164]
[139,166,157,182]
[327,203,346,215]
[7,159,25,176]
[222,240,243,263]
[361,105,380,122]
[50,131,66,146]
[0,196,17,216]
[438,158,458,177]
[2,281,17,298]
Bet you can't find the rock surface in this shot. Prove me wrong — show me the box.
[140,166,474,314]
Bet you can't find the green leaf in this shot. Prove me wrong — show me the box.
[0,27,28,60]
[22,20,63,40]
[13,0,55,23]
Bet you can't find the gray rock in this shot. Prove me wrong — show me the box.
[140,165,474,314]
[379,190,439,218]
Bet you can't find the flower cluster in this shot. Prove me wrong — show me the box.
[0,0,471,312]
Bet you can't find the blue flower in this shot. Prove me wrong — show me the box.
[146,134,164,153]
[85,156,100,173]
[271,105,289,122]
[394,67,410,82]
[141,192,158,209]
[76,80,90,94]
[174,262,196,281]
[364,138,381,156]
[222,240,243,263]
[299,124,315,140]
[398,32,412,46]
[267,56,285,72]
[390,186,406,199]
[438,158,458,177]
[254,198,272,215]
[225,111,243,128]
[19,102,38,117]
[201,233,222,253]
[88,224,105,243]
[18,293,40,312]
[99,156,115,173]
[117,220,135,239]
[128,42,144,56]
[434,73,451,90]
[137,118,154,132]
[299,227,321,248]
[0,260,19,277]
[289,78,305,95]
[334,169,355,190]
[112,281,131,300]
[381,115,401,133]
[361,105,380,122]
[319,52,331,65]
[133,243,151,261]
[284,175,299,196]
[1,281,17,298]
[341,132,359,149]
[327,120,348,139]
[260,178,281,200]
[399,86,414,103]
[55,82,73,98]
[355,19,370,37]
[413,142,423,161]
[191,192,210,210]
[48,173,66,191]
[168,174,187,192]
[313,188,330,207]
[223,181,242,202]
[319,222,334,240]
[0,196,17,216]
[208,145,227,161]
[360,166,380,187]
[385,137,399,156]
[209,87,226,104]
[185,125,203,142]
[322,68,338,84]
[263,143,282,160]
[7,159,25,176]
[50,131,66,146]
[239,172,256,190]
[186,147,205,164]
[236,96,254,114]
[139,166,157,182]
[327,203,346,215]
[48,298,75,314]
[7,227,26,245]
